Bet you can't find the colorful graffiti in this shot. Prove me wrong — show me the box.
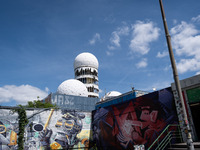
[0,109,93,150]
[92,88,179,149]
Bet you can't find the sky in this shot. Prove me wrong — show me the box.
[0,0,200,106]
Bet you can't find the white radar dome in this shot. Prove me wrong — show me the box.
[74,52,99,69]
[102,91,122,101]
[57,79,88,97]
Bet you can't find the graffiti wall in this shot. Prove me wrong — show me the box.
[0,108,93,150]
[92,87,179,150]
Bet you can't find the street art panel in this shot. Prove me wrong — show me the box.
[0,108,93,150]
[92,87,179,150]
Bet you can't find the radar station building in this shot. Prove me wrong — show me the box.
[74,52,99,98]
[43,52,100,111]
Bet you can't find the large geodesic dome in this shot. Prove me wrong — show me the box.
[57,79,88,97]
[74,52,99,70]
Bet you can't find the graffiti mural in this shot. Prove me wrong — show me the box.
[92,88,179,149]
[0,108,93,150]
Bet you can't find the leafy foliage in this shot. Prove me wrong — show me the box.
[12,105,28,150]
[26,100,57,108]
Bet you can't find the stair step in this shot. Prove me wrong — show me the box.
[168,142,200,149]
[168,148,187,150]
[168,148,200,150]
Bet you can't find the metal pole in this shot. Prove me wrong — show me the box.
[159,0,194,149]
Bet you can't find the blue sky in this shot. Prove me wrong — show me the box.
[0,0,200,106]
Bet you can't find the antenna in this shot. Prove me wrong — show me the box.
[130,84,135,91]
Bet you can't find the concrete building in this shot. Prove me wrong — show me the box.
[96,89,148,109]
[92,87,178,149]
[42,52,100,111]
[43,78,99,111]
[171,74,200,142]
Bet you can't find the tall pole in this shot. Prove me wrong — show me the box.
[159,0,194,149]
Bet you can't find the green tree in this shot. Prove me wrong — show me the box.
[12,105,28,150]
[26,100,57,108]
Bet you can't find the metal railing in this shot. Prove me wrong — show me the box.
[147,124,183,150]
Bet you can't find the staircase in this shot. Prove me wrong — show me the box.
[147,124,200,150]
[168,142,200,150]
[147,124,182,150]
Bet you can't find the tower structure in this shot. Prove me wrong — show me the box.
[74,52,99,98]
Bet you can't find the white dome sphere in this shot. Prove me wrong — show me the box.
[57,79,88,97]
[74,52,99,69]
[102,91,122,101]
[105,91,122,97]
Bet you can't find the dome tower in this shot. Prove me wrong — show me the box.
[74,52,99,98]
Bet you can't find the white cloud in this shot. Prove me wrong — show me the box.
[136,58,148,68]
[108,24,130,50]
[110,31,120,47]
[89,33,101,45]
[176,58,200,74]
[117,25,130,35]
[192,15,200,23]
[0,85,48,105]
[196,71,200,75]
[129,21,160,55]
[170,21,200,74]
[156,51,168,58]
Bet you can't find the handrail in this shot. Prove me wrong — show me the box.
[147,124,182,150]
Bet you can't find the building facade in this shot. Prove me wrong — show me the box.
[43,92,99,111]
[95,89,148,109]
[171,74,200,142]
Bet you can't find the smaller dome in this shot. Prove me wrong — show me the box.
[57,79,88,97]
[74,52,99,70]
[102,91,122,101]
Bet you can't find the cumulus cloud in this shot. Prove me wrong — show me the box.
[196,71,200,75]
[136,58,148,68]
[191,15,200,23]
[129,21,160,55]
[170,21,200,74]
[156,51,168,58]
[89,33,101,45]
[110,31,120,47]
[0,85,49,105]
[108,24,130,50]
[176,58,200,74]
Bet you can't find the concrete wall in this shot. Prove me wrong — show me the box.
[0,108,93,149]
[171,74,200,141]
[0,87,179,150]
[92,87,179,149]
